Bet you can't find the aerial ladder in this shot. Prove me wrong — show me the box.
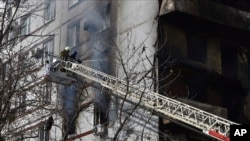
[48,59,239,141]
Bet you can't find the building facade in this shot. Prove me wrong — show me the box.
[1,0,250,141]
[1,0,159,141]
[158,0,250,140]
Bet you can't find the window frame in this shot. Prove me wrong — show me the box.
[42,38,54,65]
[15,94,27,115]
[40,82,52,105]
[6,3,12,20]
[67,21,80,48]
[44,0,56,22]
[39,126,49,141]
[20,15,31,36]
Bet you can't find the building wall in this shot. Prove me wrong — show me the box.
[109,0,159,140]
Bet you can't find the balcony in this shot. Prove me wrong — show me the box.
[159,0,250,30]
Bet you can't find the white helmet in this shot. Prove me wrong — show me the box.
[65,46,70,51]
[53,58,57,63]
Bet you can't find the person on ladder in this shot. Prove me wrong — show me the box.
[60,46,82,63]
[60,46,71,61]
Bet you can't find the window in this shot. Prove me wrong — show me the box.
[15,94,26,115]
[40,82,51,104]
[39,126,49,141]
[6,4,12,20]
[67,22,80,47]
[62,85,77,135]
[187,33,207,63]
[221,43,238,77]
[21,15,31,36]
[68,0,80,8]
[2,62,9,80]
[43,39,54,64]
[44,0,55,22]
[8,22,19,44]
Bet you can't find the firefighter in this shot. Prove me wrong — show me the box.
[60,46,70,60]
[69,51,82,63]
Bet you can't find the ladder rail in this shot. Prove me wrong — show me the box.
[61,61,238,140]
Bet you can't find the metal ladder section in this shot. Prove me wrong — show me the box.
[60,60,238,141]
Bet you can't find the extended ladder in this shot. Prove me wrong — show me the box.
[60,60,238,141]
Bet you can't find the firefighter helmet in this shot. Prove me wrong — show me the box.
[65,46,70,51]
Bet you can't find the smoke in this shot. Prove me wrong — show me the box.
[84,2,110,34]
[84,2,111,124]
[61,2,111,127]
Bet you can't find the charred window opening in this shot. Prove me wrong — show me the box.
[187,33,207,63]
[94,103,109,126]
[61,84,77,135]
[93,87,110,135]
[63,113,76,135]
[221,42,238,78]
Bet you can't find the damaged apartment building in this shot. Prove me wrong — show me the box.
[1,0,250,141]
[157,0,250,140]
